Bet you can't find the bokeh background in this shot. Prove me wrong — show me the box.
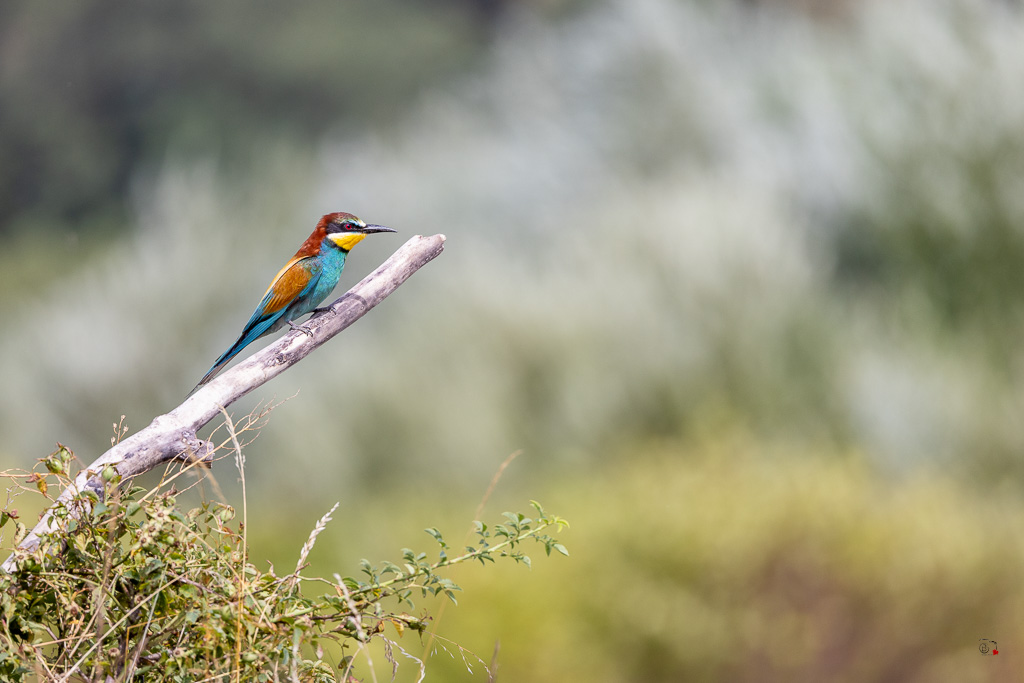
[2,0,1024,679]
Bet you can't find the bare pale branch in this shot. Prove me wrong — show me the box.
[2,234,446,572]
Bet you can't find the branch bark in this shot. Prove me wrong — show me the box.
[2,234,446,572]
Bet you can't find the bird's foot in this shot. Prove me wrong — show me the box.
[287,320,315,338]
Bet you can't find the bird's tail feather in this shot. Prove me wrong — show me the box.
[187,314,282,397]
[187,352,234,397]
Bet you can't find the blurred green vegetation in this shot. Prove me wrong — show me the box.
[285,433,1023,682]
[0,0,485,237]
[11,432,1019,681]
[3,0,1024,679]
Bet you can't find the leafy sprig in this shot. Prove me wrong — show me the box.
[346,501,569,609]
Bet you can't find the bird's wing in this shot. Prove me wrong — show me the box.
[257,255,322,318]
[245,255,324,330]
[190,256,325,393]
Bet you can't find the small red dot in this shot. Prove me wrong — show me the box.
[993,650,999,655]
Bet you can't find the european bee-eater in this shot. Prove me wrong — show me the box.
[191,212,396,392]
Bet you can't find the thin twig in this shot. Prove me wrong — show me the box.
[123,588,162,680]
[220,408,248,683]
[423,450,522,661]
[58,576,181,683]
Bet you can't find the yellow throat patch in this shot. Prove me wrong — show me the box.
[327,232,367,251]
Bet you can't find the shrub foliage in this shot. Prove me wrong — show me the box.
[0,445,567,681]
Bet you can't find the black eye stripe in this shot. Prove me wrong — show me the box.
[327,221,359,233]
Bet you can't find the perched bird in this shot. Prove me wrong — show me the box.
[191,212,396,393]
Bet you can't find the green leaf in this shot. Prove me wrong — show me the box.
[424,527,447,548]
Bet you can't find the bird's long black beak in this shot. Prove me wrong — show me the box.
[362,224,397,234]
